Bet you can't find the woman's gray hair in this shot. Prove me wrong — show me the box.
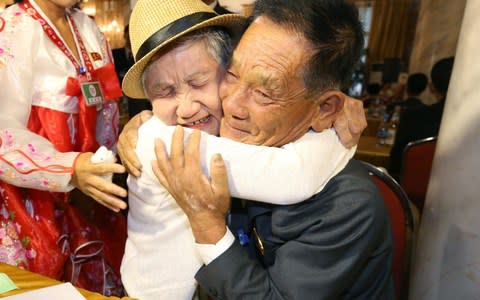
[141,27,233,98]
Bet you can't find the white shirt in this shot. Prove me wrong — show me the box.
[121,116,355,300]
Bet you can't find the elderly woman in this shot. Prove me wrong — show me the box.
[119,0,366,299]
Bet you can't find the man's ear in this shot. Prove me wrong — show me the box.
[311,90,345,132]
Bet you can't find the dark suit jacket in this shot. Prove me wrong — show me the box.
[402,96,425,111]
[389,99,445,179]
[196,160,394,299]
[387,96,425,114]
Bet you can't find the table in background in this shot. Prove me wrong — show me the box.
[0,263,134,300]
[354,136,392,169]
[363,116,382,137]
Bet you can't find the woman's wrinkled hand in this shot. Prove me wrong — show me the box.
[334,96,367,148]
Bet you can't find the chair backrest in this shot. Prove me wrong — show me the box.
[359,160,414,300]
[400,136,437,213]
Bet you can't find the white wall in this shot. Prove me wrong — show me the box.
[408,0,466,105]
[409,0,480,298]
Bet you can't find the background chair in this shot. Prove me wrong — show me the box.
[399,136,437,214]
[359,160,416,300]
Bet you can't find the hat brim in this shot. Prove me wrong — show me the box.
[122,14,246,99]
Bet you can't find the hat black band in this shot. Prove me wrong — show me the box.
[136,12,218,62]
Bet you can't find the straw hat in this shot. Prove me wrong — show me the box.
[122,0,247,99]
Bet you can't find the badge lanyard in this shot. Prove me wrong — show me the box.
[20,0,104,106]
[20,0,93,74]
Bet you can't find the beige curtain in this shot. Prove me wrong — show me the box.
[367,0,414,64]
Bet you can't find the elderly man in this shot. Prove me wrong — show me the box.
[150,0,394,299]
[121,0,370,300]
[118,0,360,298]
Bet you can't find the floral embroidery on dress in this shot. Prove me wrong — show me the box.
[0,130,66,190]
[0,220,29,268]
[0,11,23,65]
[0,201,33,267]
[2,129,14,148]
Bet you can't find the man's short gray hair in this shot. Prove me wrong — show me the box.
[141,27,233,98]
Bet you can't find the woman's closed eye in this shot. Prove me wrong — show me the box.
[189,80,208,88]
[153,86,175,98]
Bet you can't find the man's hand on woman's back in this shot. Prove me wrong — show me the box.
[334,96,366,148]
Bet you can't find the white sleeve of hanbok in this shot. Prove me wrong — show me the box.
[0,11,78,192]
[141,117,356,205]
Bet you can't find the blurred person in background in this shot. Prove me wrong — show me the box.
[403,72,428,110]
[389,57,454,179]
[112,24,152,119]
[0,0,128,296]
[390,72,428,112]
[112,24,134,84]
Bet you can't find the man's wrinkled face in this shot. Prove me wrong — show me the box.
[144,41,224,135]
[219,16,318,146]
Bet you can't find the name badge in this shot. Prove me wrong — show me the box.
[80,81,104,106]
